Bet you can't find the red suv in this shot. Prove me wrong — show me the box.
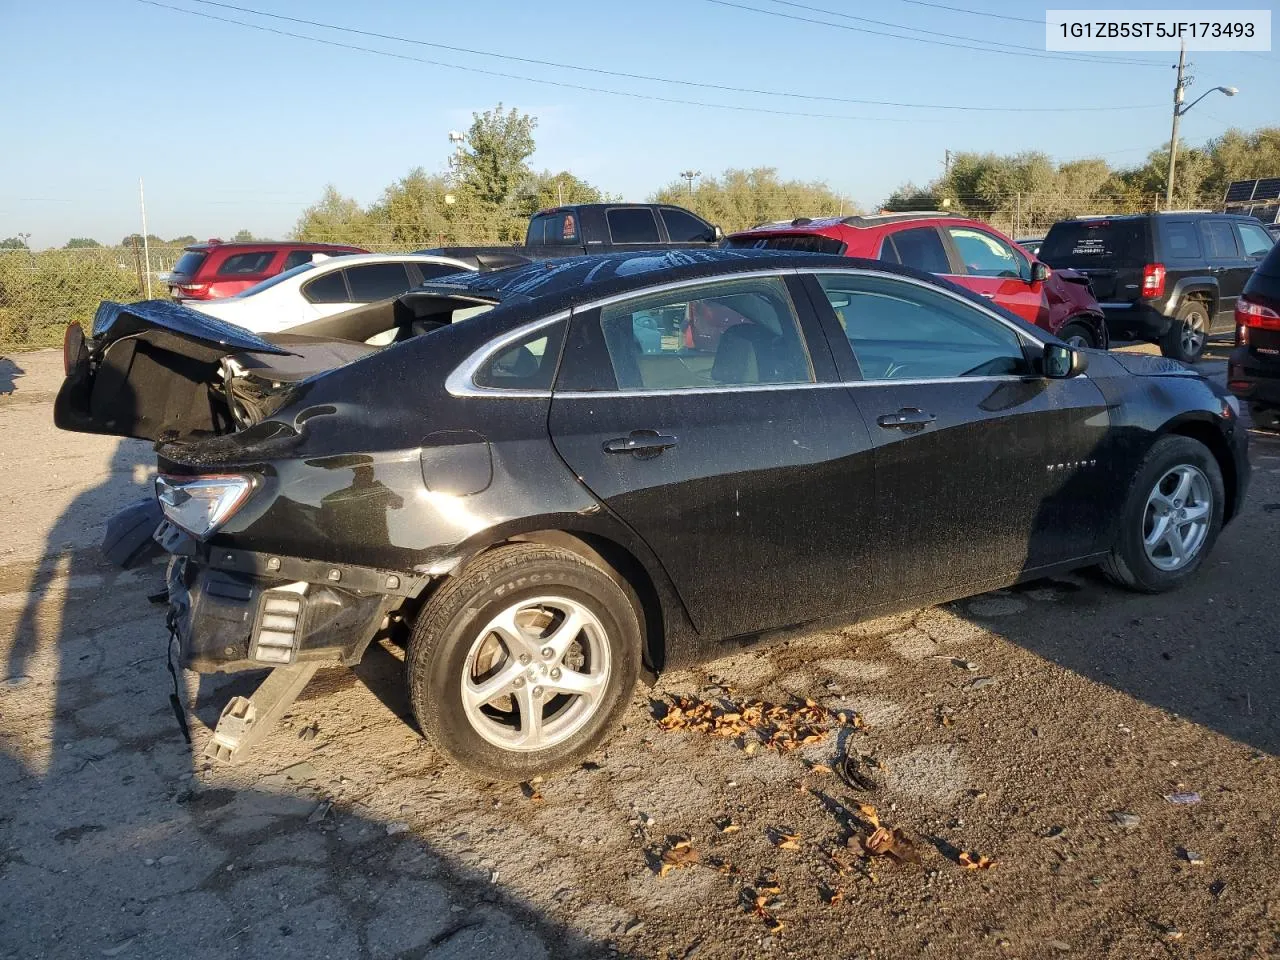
[727,213,1107,347]
[167,240,367,301]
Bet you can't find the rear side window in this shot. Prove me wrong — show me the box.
[218,252,275,276]
[595,276,813,391]
[474,322,566,391]
[726,234,846,255]
[171,251,208,277]
[661,207,713,242]
[1160,221,1201,259]
[414,262,466,283]
[302,270,349,304]
[284,250,318,270]
[532,212,579,246]
[1039,220,1147,267]
[345,263,413,301]
[1200,220,1239,259]
[606,208,661,244]
[883,227,950,274]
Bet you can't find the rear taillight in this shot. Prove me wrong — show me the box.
[62,322,84,376]
[155,474,256,539]
[1141,263,1166,299]
[1236,297,1280,345]
[176,283,210,297]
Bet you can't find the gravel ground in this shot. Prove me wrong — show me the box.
[1,347,1278,960]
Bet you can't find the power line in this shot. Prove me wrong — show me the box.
[169,0,1161,113]
[877,0,1044,25]
[701,0,1169,67]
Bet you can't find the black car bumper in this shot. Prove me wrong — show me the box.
[1228,346,1280,410]
[1099,301,1172,342]
[161,525,424,673]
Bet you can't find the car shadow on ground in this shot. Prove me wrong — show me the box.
[0,356,24,394]
[0,436,634,959]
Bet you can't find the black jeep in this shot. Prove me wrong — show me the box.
[1039,212,1275,362]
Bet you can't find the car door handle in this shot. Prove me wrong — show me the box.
[603,431,679,454]
[980,292,997,299]
[876,408,937,430]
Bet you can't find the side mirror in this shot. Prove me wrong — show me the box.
[1030,261,1050,283]
[1042,342,1088,379]
[712,225,724,242]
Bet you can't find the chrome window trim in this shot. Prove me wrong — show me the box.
[444,310,570,399]
[446,266,1052,398]
[554,374,1039,400]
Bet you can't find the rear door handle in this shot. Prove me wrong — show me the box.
[877,408,937,430]
[980,292,997,299]
[603,431,679,454]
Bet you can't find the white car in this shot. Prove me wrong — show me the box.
[187,253,476,334]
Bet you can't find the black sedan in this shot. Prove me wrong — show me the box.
[56,249,1249,780]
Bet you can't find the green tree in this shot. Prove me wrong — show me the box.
[63,237,101,249]
[119,233,165,248]
[292,185,387,245]
[0,237,29,250]
[521,171,608,217]
[651,167,855,233]
[370,167,455,247]
[168,235,198,246]
[232,229,255,242]
[453,104,539,241]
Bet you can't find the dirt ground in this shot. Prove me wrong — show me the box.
[1,346,1278,960]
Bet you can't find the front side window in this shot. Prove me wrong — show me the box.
[882,227,950,274]
[473,321,566,391]
[606,208,661,244]
[218,252,275,276]
[302,270,349,304]
[661,207,713,242]
[345,263,413,301]
[596,276,814,391]
[946,227,1027,279]
[1200,220,1240,259]
[1238,222,1275,258]
[816,273,1029,381]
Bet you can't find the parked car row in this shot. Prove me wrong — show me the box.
[58,229,1251,778]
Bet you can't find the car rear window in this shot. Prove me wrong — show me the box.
[606,208,661,244]
[726,234,846,255]
[1039,220,1147,267]
[171,251,208,277]
[1160,221,1202,259]
[218,252,275,276]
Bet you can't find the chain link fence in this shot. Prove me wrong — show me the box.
[0,192,1227,352]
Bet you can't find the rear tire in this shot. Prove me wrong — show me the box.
[406,543,640,781]
[1101,435,1224,593]
[1248,402,1280,432]
[1158,300,1209,363]
[1057,322,1096,350]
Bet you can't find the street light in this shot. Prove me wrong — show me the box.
[1166,42,1238,207]
[679,169,701,196]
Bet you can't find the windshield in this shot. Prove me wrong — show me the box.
[231,262,317,298]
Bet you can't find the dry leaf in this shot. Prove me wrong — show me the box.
[808,763,833,775]
[715,817,740,834]
[857,803,881,828]
[956,851,996,870]
[819,884,844,906]
[657,839,699,878]
[865,826,895,856]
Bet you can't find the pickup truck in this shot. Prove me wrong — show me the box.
[416,203,723,260]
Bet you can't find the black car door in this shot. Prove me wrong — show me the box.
[548,272,878,641]
[801,271,1112,607]
[1200,218,1246,330]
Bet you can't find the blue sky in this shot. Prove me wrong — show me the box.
[1,0,1275,248]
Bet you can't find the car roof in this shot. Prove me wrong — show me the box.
[305,252,476,269]
[729,212,975,239]
[183,241,365,252]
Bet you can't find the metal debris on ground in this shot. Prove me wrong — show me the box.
[1177,847,1205,866]
[1164,791,1201,805]
[1110,811,1141,829]
[655,694,861,754]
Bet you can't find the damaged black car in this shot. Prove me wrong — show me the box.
[55,249,1249,780]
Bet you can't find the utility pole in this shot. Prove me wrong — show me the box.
[944,150,952,175]
[1166,42,1187,209]
[679,169,701,196]
[138,178,152,299]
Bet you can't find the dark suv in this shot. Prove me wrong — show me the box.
[1039,213,1276,362]
[168,240,367,301]
[1228,238,1280,428]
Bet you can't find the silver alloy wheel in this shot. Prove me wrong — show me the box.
[460,596,611,752]
[1142,464,1212,571]
[1180,309,1206,357]
[1064,332,1090,349]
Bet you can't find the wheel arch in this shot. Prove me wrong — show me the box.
[1166,278,1218,316]
[1160,414,1239,522]
[1059,311,1108,349]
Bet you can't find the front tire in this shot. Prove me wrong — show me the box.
[406,543,641,781]
[1159,300,1209,363]
[1057,321,1097,350]
[1101,435,1224,593]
